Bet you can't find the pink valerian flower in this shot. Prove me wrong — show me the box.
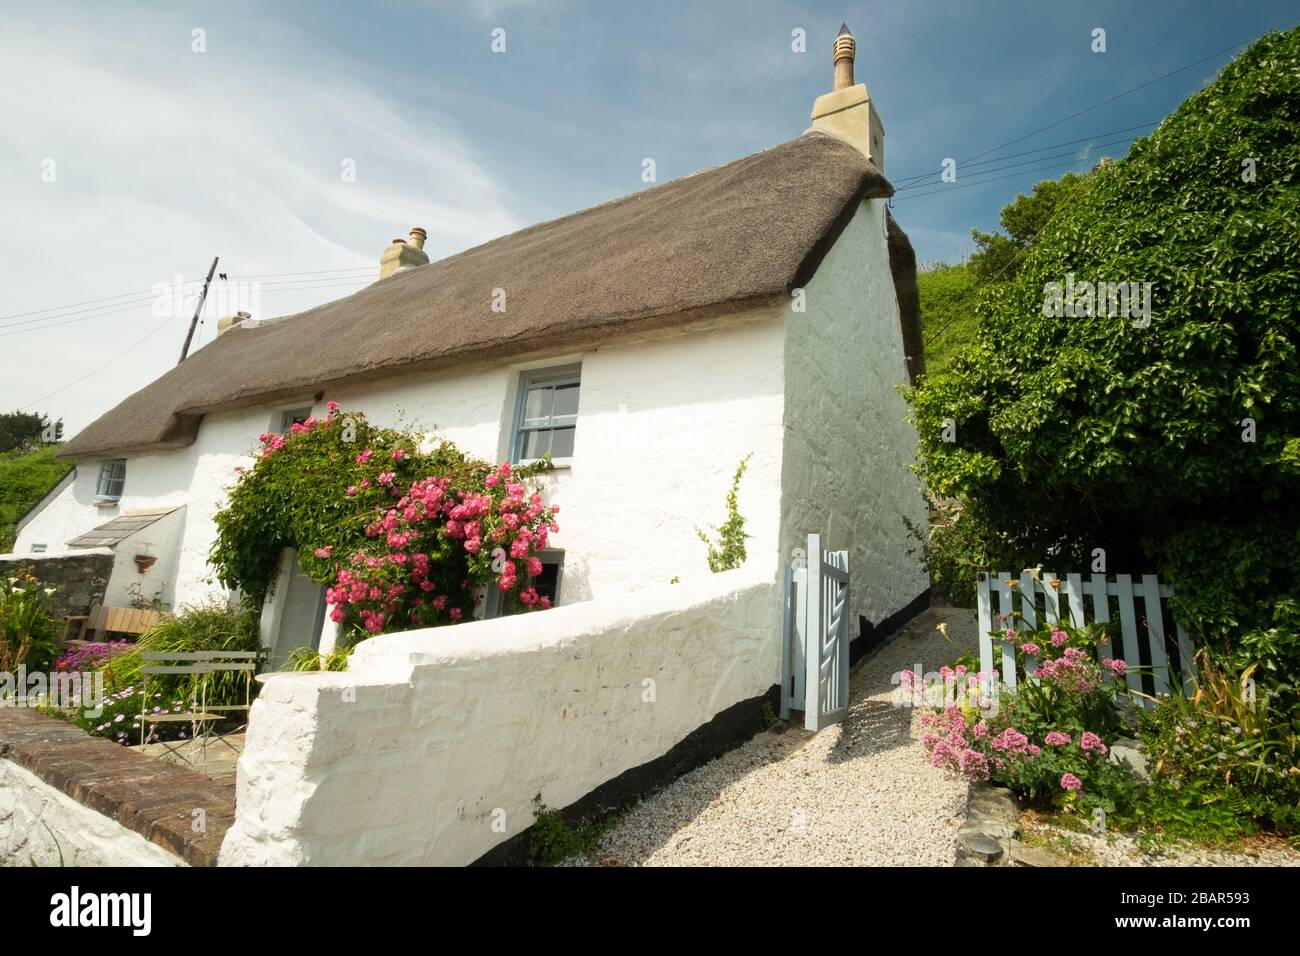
[1079,731,1108,755]
[1004,627,1017,640]
[1060,773,1083,792]
[314,546,333,559]
[1102,657,1127,676]
[1050,628,1069,647]
[1063,647,1086,661]
[1044,731,1072,746]
[1019,642,1040,656]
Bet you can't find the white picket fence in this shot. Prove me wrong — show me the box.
[781,534,851,731]
[976,570,1196,698]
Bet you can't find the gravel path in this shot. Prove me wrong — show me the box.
[563,605,975,866]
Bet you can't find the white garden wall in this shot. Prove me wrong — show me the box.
[219,567,780,866]
[0,759,184,867]
[780,197,929,626]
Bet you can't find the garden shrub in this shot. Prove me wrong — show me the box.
[210,404,558,646]
[99,601,263,709]
[905,27,1300,649]
[908,620,1141,818]
[0,567,61,673]
[1138,650,1299,839]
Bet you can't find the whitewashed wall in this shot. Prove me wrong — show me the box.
[219,567,779,866]
[103,507,187,609]
[0,759,184,866]
[780,197,929,626]
[18,311,788,613]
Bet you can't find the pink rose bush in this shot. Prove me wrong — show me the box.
[212,406,560,645]
[914,619,1140,814]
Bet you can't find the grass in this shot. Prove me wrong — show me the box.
[915,262,980,378]
[0,445,73,552]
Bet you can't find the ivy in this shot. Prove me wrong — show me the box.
[696,454,752,573]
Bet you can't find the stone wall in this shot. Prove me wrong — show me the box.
[0,547,112,616]
[0,707,235,866]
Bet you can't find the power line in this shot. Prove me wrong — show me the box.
[960,14,1300,168]
[894,134,1142,197]
[888,122,1158,189]
[896,153,1105,203]
[19,316,182,411]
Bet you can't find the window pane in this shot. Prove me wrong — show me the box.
[551,383,580,418]
[522,385,555,424]
[549,427,575,459]
[520,428,550,460]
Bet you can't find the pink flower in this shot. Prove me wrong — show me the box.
[1019,642,1040,656]
[1004,627,1017,640]
[327,400,340,412]
[1044,731,1072,746]
[377,471,396,486]
[1050,629,1069,647]
[346,485,358,496]
[449,608,463,621]
[390,448,406,461]
[313,546,333,559]
[1080,731,1108,755]
[1102,657,1127,676]
[1060,773,1083,792]
[356,449,374,464]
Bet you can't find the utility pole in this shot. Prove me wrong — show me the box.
[178,256,219,364]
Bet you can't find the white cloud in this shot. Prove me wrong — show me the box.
[0,9,521,434]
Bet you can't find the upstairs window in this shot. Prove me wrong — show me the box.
[511,366,580,463]
[95,459,127,501]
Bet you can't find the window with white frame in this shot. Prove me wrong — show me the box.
[511,366,580,463]
[488,552,564,618]
[95,459,127,501]
[278,407,314,433]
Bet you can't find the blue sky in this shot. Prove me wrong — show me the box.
[1,0,1296,433]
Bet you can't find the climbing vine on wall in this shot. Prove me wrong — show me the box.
[696,454,752,573]
[209,403,557,644]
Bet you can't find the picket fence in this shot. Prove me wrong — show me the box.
[976,570,1197,698]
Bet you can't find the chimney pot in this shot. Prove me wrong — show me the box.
[216,311,251,336]
[833,24,856,90]
[379,227,430,280]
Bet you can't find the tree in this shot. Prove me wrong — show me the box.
[906,27,1300,642]
[0,411,56,453]
[968,171,1086,283]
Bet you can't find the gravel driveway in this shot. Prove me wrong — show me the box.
[563,605,975,866]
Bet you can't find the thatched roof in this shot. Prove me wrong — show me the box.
[62,131,906,459]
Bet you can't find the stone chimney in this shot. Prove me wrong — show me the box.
[216,310,251,336]
[810,24,885,171]
[379,227,430,280]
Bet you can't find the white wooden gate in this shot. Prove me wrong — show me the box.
[976,570,1196,699]
[781,534,851,731]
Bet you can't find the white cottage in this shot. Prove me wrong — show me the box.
[14,28,928,663]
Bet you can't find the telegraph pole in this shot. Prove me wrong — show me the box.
[178,256,219,364]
